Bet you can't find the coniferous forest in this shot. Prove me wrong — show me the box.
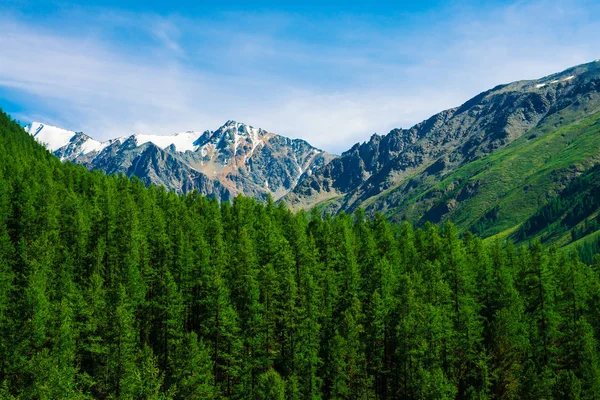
[2,108,600,400]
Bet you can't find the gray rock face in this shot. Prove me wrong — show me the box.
[26,120,336,201]
[284,60,600,214]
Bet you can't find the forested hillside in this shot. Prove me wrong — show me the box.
[515,163,600,263]
[3,108,600,399]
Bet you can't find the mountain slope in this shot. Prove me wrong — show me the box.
[286,60,600,213]
[285,60,600,239]
[395,110,600,237]
[26,120,336,201]
[512,163,600,262]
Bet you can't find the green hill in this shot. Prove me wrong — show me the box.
[383,109,600,241]
[512,163,600,262]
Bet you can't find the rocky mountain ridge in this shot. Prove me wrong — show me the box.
[26,120,336,201]
[284,60,600,220]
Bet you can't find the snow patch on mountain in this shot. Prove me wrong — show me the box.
[535,75,575,89]
[195,120,268,161]
[26,121,269,157]
[25,122,76,152]
[134,131,202,152]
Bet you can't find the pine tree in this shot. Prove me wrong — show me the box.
[273,236,298,378]
[203,269,243,397]
[107,284,143,399]
[486,242,528,398]
[440,223,484,398]
[255,369,285,400]
[0,204,15,388]
[153,265,185,393]
[295,234,323,399]
[175,332,215,399]
[517,242,558,397]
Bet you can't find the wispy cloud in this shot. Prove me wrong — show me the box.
[0,1,598,153]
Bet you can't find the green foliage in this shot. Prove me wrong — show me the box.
[517,164,600,244]
[376,110,600,245]
[2,109,600,399]
[255,369,286,400]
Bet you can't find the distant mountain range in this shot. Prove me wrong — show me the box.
[26,120,335,201]
[28,59,600,251]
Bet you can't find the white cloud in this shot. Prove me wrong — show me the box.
[0,1,599,154]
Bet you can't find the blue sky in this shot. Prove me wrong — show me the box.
[1,0,599,153]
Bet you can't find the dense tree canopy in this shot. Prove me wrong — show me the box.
[2,110,600,398]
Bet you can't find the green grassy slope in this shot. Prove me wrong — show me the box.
[367,106,600,248]
[511,163,600,261]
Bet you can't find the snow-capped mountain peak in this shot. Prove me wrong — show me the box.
[195,120,267,156]
[25,122,109,157]
[26,122,78,152]
[25,120,336,201]
[132,131,203,152]
[26,120,271,156]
